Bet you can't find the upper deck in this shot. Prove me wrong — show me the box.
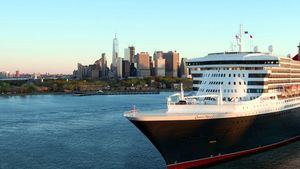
[186,52,279,67]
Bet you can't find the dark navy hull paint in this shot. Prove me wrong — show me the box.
[130,108,300,165]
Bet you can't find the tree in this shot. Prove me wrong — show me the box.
[20,83,37,93]
[0,82,10,93]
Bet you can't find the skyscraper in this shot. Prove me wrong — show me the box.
[124,48,130,61]
[164,51,180,77]
[116,57,123,79]
[101,53,108,78]
[179,58,188,78]
[129,46,135,63]
[124,46,135,64]
[137,52,150,77]
[122,60,130,78]
[112,34,119,68]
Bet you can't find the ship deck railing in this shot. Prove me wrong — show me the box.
[124,110,138,117]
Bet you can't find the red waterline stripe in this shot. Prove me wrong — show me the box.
[168,136,300,169]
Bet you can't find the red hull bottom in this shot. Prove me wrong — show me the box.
[168,136,300,169]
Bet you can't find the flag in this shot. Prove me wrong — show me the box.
[244,31,253,38]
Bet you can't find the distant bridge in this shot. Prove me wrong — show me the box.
[0,78,31,81]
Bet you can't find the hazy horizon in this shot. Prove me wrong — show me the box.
[1,0,300,74]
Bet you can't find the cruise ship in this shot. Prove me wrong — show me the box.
[124,28,300,168]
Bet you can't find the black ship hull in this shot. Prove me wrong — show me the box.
[129,107,300,168]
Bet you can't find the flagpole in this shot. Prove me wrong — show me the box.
[250,38,252,52]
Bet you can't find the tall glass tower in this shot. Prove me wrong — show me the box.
[112,34,119,67]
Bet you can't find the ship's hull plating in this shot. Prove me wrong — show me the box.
[129,108,300,168]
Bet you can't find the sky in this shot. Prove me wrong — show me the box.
[1,0,300,74]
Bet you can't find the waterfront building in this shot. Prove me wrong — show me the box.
[74,54,109,80]
[179,58,189,78]
[0,71,8,79]
[149,56,155,76]
[122,60,130,78]
[153,51,164,60]
[75,63,90,79]
[137,52,150,77]
[163,51,180,77]
[116,57,123,79]
[15,70,20,78]
[154,56,166,77]
[129,46,135,63]
[130,63,137,77]
[101,53,108,78]
[91,64,100,80]
[124,48,130,61]
[112,34,119,68]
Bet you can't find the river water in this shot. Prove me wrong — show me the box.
[0,93,299,169]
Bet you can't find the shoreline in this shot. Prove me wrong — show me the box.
[0,90,192,97]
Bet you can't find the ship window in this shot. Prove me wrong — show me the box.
[248,81,264,85]
[244,81,246,85]
[228,82,231,85]
[243,74,245,77]
[233,74,236,77]
[229,74,231,77]
[235,89,237,93]
[234,82,236,85]
[238,74,240,77]
[239,82,241,85]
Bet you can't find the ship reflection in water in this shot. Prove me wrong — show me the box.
[0,93,299,169]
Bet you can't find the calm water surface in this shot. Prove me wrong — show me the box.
[0,93,299,169]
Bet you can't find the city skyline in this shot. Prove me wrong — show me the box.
[1,0,300,74]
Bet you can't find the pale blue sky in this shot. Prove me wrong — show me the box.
[1,0,300,74]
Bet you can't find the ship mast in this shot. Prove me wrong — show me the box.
[180,83,185,100]
[237,24,243,52]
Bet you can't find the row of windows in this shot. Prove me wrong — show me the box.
[197,88,266,93]
[187,60,279,66]
[194,80,266,86]
[194,67,264,71]
[248,73,269,78]
[193,73,270,78]
[193,87,266,93]
[222,96,259,102]
[192,74,203,77]
[203,96,260,102]
[228,81,247,85]
[193,73,247,78]
[209,81,223,85]
[211,74,226,77]
[193,80,202,84]
[248,81,265,85]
